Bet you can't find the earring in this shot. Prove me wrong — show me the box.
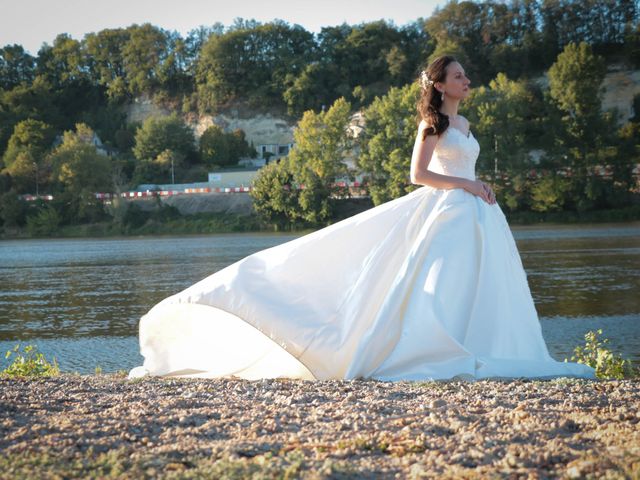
[441,91,445,101]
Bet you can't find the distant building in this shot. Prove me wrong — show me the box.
[52,131,113,156]
[255,142,294,162]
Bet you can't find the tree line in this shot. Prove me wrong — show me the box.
[252,40,640,229]
[0,0,638,234]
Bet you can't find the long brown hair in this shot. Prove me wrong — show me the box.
[416,55,457,141]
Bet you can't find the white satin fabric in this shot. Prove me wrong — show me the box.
[128,126,596,382]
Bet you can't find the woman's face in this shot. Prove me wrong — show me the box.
[438,61,471,99]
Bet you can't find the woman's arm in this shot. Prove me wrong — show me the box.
[409,120,472,190]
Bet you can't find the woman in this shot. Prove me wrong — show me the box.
[128,55,596,382]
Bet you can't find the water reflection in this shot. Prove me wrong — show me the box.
[0,233,298,340]
[516,230,640,318]
[1,222,638,373]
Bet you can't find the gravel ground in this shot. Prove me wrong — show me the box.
[0,373,638,479]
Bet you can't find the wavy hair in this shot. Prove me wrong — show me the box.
[416,55,458,141]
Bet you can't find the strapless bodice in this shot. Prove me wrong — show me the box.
[427,127,480,181]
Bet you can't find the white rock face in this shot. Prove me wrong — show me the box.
[126,97,296,147]
[601,67,640,124]
[191,113,295,146]
[126,95,173,125]
[532,65,640,125]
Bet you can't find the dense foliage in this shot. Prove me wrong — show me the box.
[0,0,638,233]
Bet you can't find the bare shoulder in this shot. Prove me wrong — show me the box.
[417,119,438,141]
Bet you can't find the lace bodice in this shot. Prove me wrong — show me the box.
[427,127,480,181]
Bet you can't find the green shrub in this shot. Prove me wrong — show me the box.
[2,343,60,377]
[122,203,151,229]
[0,191,28,227]
[564,329,639,380]
[25,205,61,236]
[151,204,181,222]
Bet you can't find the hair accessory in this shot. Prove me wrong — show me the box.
[419,70,434,89]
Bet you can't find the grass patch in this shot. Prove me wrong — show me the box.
[0,446,357,479]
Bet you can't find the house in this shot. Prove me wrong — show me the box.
[255,142,294,162]
[52,131,112,156]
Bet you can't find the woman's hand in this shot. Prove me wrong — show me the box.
[464,179,496,204]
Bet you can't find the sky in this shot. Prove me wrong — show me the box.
[1,0,447,55]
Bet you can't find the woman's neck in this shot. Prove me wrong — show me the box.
[439,98,460,119]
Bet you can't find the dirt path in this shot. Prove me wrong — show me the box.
[1,373,638,479]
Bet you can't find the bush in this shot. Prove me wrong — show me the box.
[0,191,28,227]
[151,204,181,222]
[122,203,151,229]
[564,329,639,379]
[25,205,61,236]
[2,343,60,378]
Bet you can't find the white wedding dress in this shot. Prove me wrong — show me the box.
[128,126,596,382]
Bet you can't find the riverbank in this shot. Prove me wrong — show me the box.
[2,203,640,241]
[0,211,273,240]
[504,204,640,225]
[1,373,638,479]
[0,197,375,240]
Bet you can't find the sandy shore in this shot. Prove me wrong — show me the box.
[1,373,638,479]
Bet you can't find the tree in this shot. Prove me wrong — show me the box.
[530,172,570,212]
[282,20,429,117]
[121,24,171,96]
[50,123,113,194]
[251,97,353,227]
[357,82,421,205]
[0,191,28,227]
[227,129,256,161]
[548,42,606,124]
[608,120,640,208]
[283,62,340,117]
[425,1,511,85]
[35,35,102,130]
[83,28,131,101]
[196,20,315,112]
[2,119,55,168]
[199,125,230,167]
[35,34,86,87]
[1,119,55,194]
[0,44,36,89]
[132,114,196,163]
[0,76,63,153]
[4,150,38,193]
[547,41,607,210]
[286,97,354,224]
[249,159,300,230]
[462,72,534,174]
[200,126,255,167]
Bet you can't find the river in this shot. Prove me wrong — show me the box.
[1,222,639,374]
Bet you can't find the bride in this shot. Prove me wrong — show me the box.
[128,55,596,382]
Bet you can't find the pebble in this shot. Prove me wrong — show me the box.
[0,373,638,478]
